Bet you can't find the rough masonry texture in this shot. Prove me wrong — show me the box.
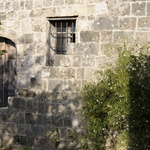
[0,0,150,149]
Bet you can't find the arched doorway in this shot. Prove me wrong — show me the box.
[0,37,17,107]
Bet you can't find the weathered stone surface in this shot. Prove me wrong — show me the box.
[48,79,63,91]
[49,67,76,79]
[9,97,26,110]
[77,68,84,79]
[31,78,47,91]
[65,0,75,5]
[38,103,46,114]
[80,31,100,42]
[94,17,118,30]
[119,17,136,30]
[54,55,72,67]
[132,2,146,16]
[64,117,72,127]
[25,113,36,124]
[25,0,33,10]
[43,0,52,7]
[53,0,64,6]
[138,17,150,28]
[113,31,134,42]
[75,43,99,55]
[0,2,4,11]
[101,31,113,43]
[32,19,46,32]
[73,56,81,67]
[119,3,130,16]
[5,2,12,11]
[135,32,149,42]
[147,3,150,16]
[19,34,33,44]
[32,125,44,136]
[51,115,63,127]
[0,12,6,20]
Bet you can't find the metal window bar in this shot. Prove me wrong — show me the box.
[50,19,76,55]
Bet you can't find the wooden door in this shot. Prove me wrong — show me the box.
[0,37,16,107]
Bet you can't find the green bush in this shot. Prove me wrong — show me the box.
[81,42,150,150]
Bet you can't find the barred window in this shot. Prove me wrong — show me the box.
[48,17,77,55]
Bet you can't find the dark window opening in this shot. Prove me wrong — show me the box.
[49,17,77,55]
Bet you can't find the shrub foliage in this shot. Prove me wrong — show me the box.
[81,42,150,150]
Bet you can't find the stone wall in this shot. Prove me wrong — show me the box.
[0,0,149,149]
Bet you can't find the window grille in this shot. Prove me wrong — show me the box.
[48,17,77,55]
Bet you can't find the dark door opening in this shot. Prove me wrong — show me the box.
[0,37,17,107]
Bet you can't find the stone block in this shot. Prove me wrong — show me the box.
[25,113,36,124]
[51,115,63,127]
[36,115,44,125]
[95,2,108,15]
[25,99,34,112]
[17,124,32,135]
[51,104,66,116]
[38,103,46,114]
[10,97,26,110]
[35,55,45,65]
[94,17,118,30]
[63,117,72,127]
[73,56,81,67]
[101,31,113,43]
[135,32,149,42]
[5,2,12,11]
[43,0,52,7]
[77,68,84,80]
[31,78,48,91]
[33,0,43,8]
[54,55,72,67]
[113,31,134,43]
[80,31,100,43]
[119,17,136,30]
[53,0,64,6]
[75,43,99,55]
[30,8,51,18]
[49,67,76,79]
[138,17,150,29]
[25,0,33,10]
[19,34,33,44]
[0,3,4,11]
[66,43,75,55]
[48,80,63,91]
[52,91,71,104]
[62,80,82,91]
[65,0,75,5]
[13,112,25,124]
[0,109,8,122]
[81,55,98,67]
[17,89,36,98]
[132,2,146,16]
[31,19,46,32]
[147,3,150,16]
[84,68,98,81]
[35,91,52,102]
[119,3,130,16]
[43,115,51,125]
[0,12,6,20]
[32,125,44,136]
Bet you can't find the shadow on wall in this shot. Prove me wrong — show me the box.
[0,81,82,150]
[128,54,150,150]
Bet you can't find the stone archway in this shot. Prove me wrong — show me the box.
[0,37,17,107]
